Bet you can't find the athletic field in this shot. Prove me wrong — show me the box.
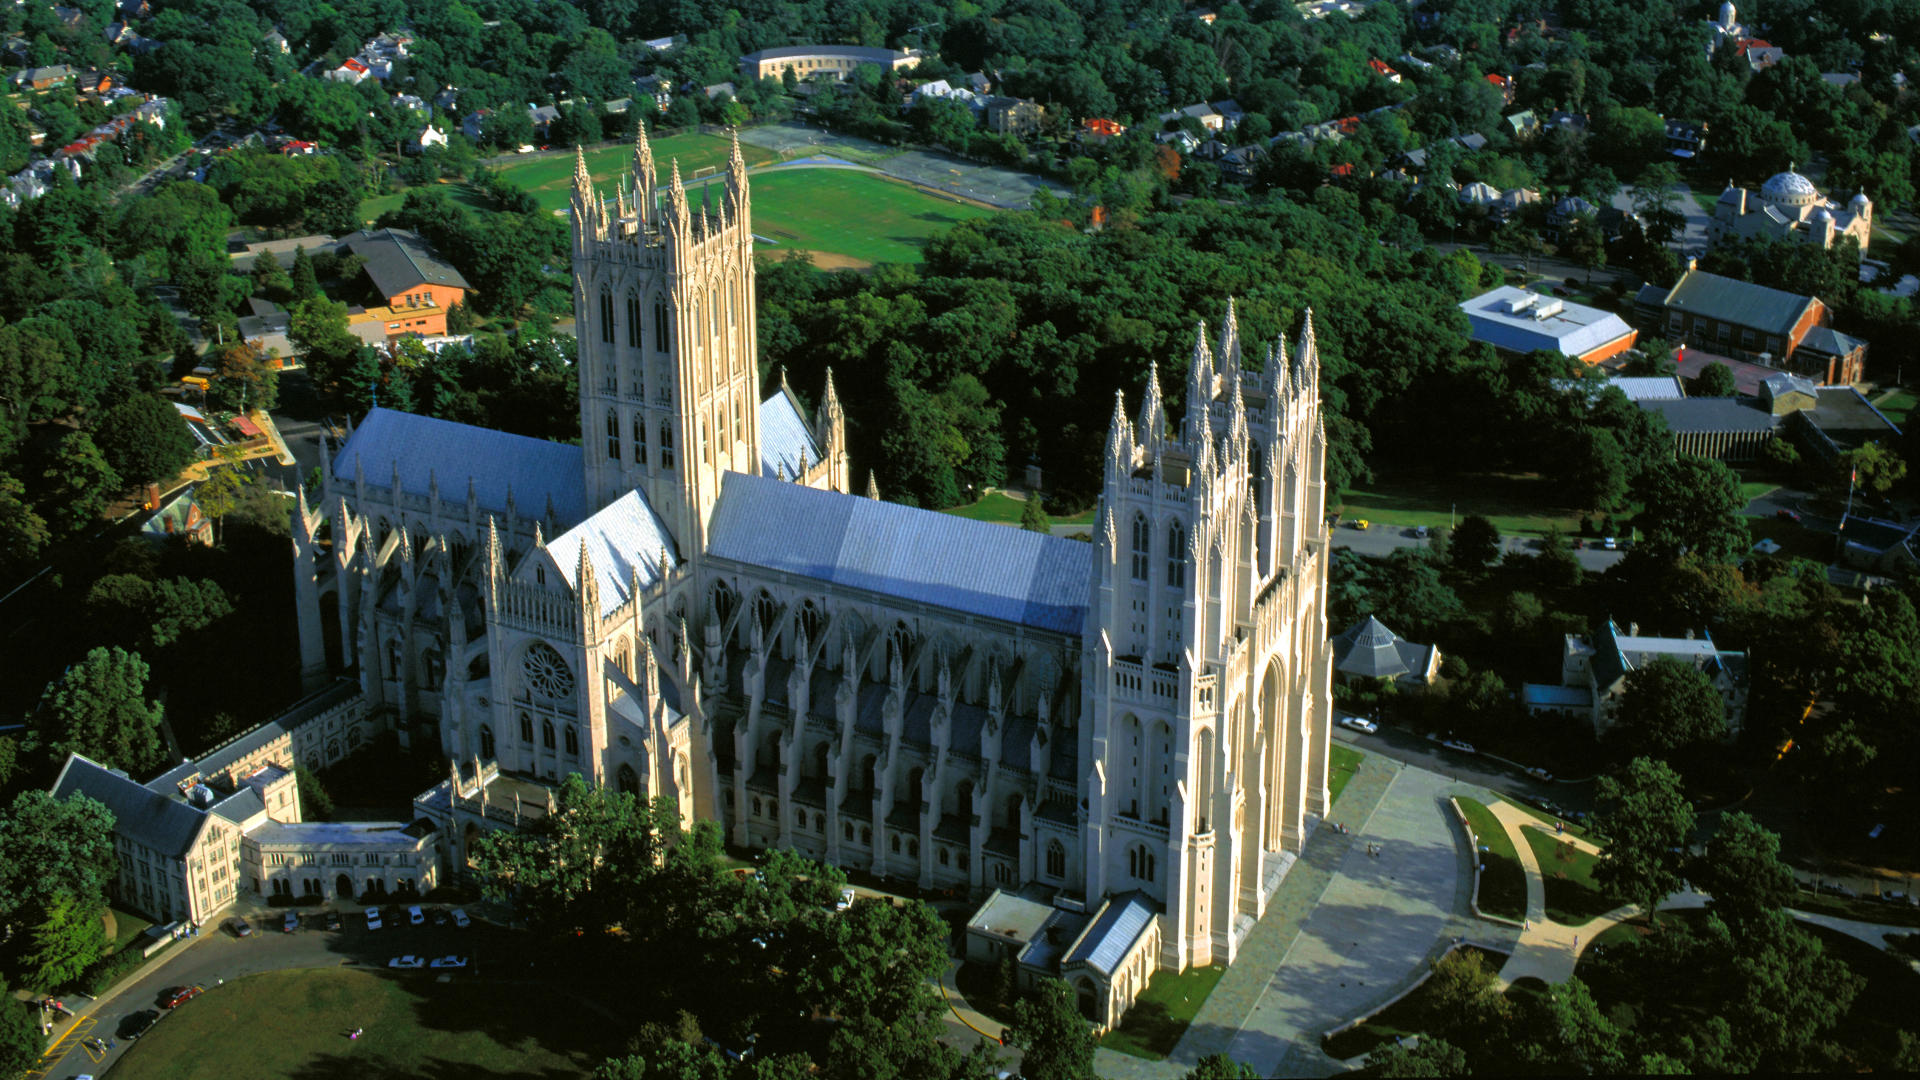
[744,167,996,268]
[492,132,780,213]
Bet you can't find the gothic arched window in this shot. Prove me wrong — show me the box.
[617,764,639,794]
[653,297,669,351]
[478,724,495,759]
[519,712,533,742]
[605,409,619,459]
[632,413,646,465]
[733,397,743,443]
[599,287,614,344]
[625,292,641,348]
[1047,840,1065,877]
[660,422,676,469]
[1130,514,1150,581]
[699,418,709,465]
[542,719,556,750]
[1167,522,1186,588]
[564,725,579,756]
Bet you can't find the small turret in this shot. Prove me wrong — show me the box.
[866,471,881,500]
[1185,321,1214,445]
[1137,361,1166,450]
[576,541,599,620]
[633,116,657,229]
[1105,388,1134,470]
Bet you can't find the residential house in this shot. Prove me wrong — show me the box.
[1504,110,1540,139]
[1838,517,1920,574]
[1634,263,1844,369]
[1457,181,1501,207]
[966,886,1162,1031]
[965,71,992,94]
[1217,145,1265,181]
[1545,195,1597,241]
[703,81,737,101]
[13,65,74,91]
[1368,59,1401,83]
[603,98,632,116]
[1547,110,1588,133]
[343,228,473,339]
[1426,44,1462,64]
[1162,103,1225,132]
[642,36,678,53]
[1208,99,1245,129]
[1396,54,1434,73]
[1080,118,1126,142]
[1522,618,1748,738]
[410,124,447,153]
[1664,119,1706,158]
[1492,186,1539,222]
[460,110,488,140]
[528,103,560,137]
[1459,287,1639,365]
[261,27,290,53]
[1738,40,1784,72]
[328,57,371,84]
[1486,73,1515,104]
[1156,129,1201,155]
[986,97,1044,139]
[637,73,673,112]
[392,93,427,113]
[433,87,460,111]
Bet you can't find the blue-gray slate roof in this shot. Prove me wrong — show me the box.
[333,408,588,527]
[759,389,824,480]
[1064,890,1160,976]
[544,488,679,617]
[1658,269,1816,338]
[52,754,208,859]
[1638,397,1777,435]
[706,472,1092,634]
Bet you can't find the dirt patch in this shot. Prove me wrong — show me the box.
[757,249,873,272]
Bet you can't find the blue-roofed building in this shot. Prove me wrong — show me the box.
[1522,617,1749,736]
[1459,286,1639,365]
[299,144,1337,1008]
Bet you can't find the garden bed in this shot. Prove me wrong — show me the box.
[1455,798,1526,922]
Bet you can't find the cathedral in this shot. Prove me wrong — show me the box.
[294,129,1335,1020]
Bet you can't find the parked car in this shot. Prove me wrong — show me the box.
[282,911,300,933]
[366,908,383,931]
[1441,739,1478,754]
[117,1010,159,1039]
[429,955,468,969]
[451,908,471,928]
[1525,766,1552,780]
[431,908,449,926]
[1776,509,1803,523]
[388,955,426,969]
[408,904,425,926]
[325,912,343,931]
[159,985,202,1009]
[1352,519,1371,531]
[1339,715,1379,734]
[225,917,253,938]
[1601,536,1617,550]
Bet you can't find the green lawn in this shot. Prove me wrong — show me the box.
[1329,743,1363,806]
[354,181,496,226]
[1788,889,1920,929]
[1743,514,1834,562]
[493,132,781,213]
[1522,828,1617,925]
[1456,798,1527,922]
[1320,946,1510,1059]
[1873,388,1916,428]
[113,967,619,1080]
[107,905,154,952]
[1099,963,1226,1060]
[1498,794,1593,842]
[744,168,997,268]
[1337,472,1587,537]
[943,490,1097,528]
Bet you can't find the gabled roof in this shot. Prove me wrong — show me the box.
[1063,891,1159,976]
[1638,397,1777,434]
[542,489,679,617]
[332,407,587,526]
[344,228,472,297]
[706,472,1091,634]
[1798,325,1865,358]
[52,754,208,860]
[1657,268,1816,338]
[759,389,823,480]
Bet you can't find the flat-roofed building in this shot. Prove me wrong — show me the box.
[1459,286,1638,365]
[738,45,921,83]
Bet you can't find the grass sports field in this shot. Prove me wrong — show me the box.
[744,167,995,268]
[494,132,781,213]
[112,967,618,1079]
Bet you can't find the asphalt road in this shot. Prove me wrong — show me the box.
[1329,522,1626,572]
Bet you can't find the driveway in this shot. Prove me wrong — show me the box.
[1329,524,1625,573]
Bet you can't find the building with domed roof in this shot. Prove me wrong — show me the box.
[1710,169,1872,256]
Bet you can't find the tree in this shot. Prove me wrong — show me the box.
[1843,442,1905,496]
[1020,494,1051,533]
[1512,976,1628,1074]
[146,577,232,648]
[33,646,168,777]
[1614,657,1728,756]
[1726,910,1863,1071]
[1007,979,1097,1080]
[38,431,119,535]
[0,475,52,570]
[1633,455,1747,563]
[1593,757,1696,919]
[1561,215,1606,283]
[0,978,39,1076]
[22,892,108,989]
[0,789,117,932]
[195,444,255,544]
[1693,361,1737,398]
[294,767,334,819]
[208,339,280,414]
[1180,1053,1263,1079]
[1450,514,1500,571]
[92,395,197,488]
[289,244,319,301]
[1368,1036,1469,1077]
[288,296,361,391]
[1694,812,1795,933]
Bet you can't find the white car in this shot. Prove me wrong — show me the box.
[1339,716,1379,735]
[366,908,382,931]
[429,955,468,969]
[407,905,425,926]
[836,887,856,912]
[1602,536,1618,550]
[388,955,426,969]
[450,908,471,928]
[1441,739,1478,754]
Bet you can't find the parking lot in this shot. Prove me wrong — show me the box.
[31,901,514,1080]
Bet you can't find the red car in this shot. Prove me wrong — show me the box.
[160,985,202,1009]
[1776,509,1802,523]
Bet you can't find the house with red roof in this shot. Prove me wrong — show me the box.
[328,57,370,84]
[1368,59,1401,83]
[1485,73,1514,103]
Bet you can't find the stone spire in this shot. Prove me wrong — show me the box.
[1185,321,1214,446]
[866,470,880,500]
[633,116,656,228]
[1105,388,1133,469]
[576,541,599,620]
[1296,308,1319,392]
[1137,361,1166,449]
[570,145,596,244]
[1226,360,1249,459]
[667,157,689,239]
[1268,333,1291,403]
[1218,296,1242,374]
[726,127,751,238]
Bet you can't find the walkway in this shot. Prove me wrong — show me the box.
[1095,755,1481,1080]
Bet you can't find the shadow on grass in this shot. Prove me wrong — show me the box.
[284,1055,583,1080]
[1099,964,1226,1061]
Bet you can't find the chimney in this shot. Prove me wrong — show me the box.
[1686,628,1695,639]
[145,482,160,510]
[1629,622,1640,636]
[1686,256,1697,272]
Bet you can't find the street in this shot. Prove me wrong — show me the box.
[1328,521,1626,572]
